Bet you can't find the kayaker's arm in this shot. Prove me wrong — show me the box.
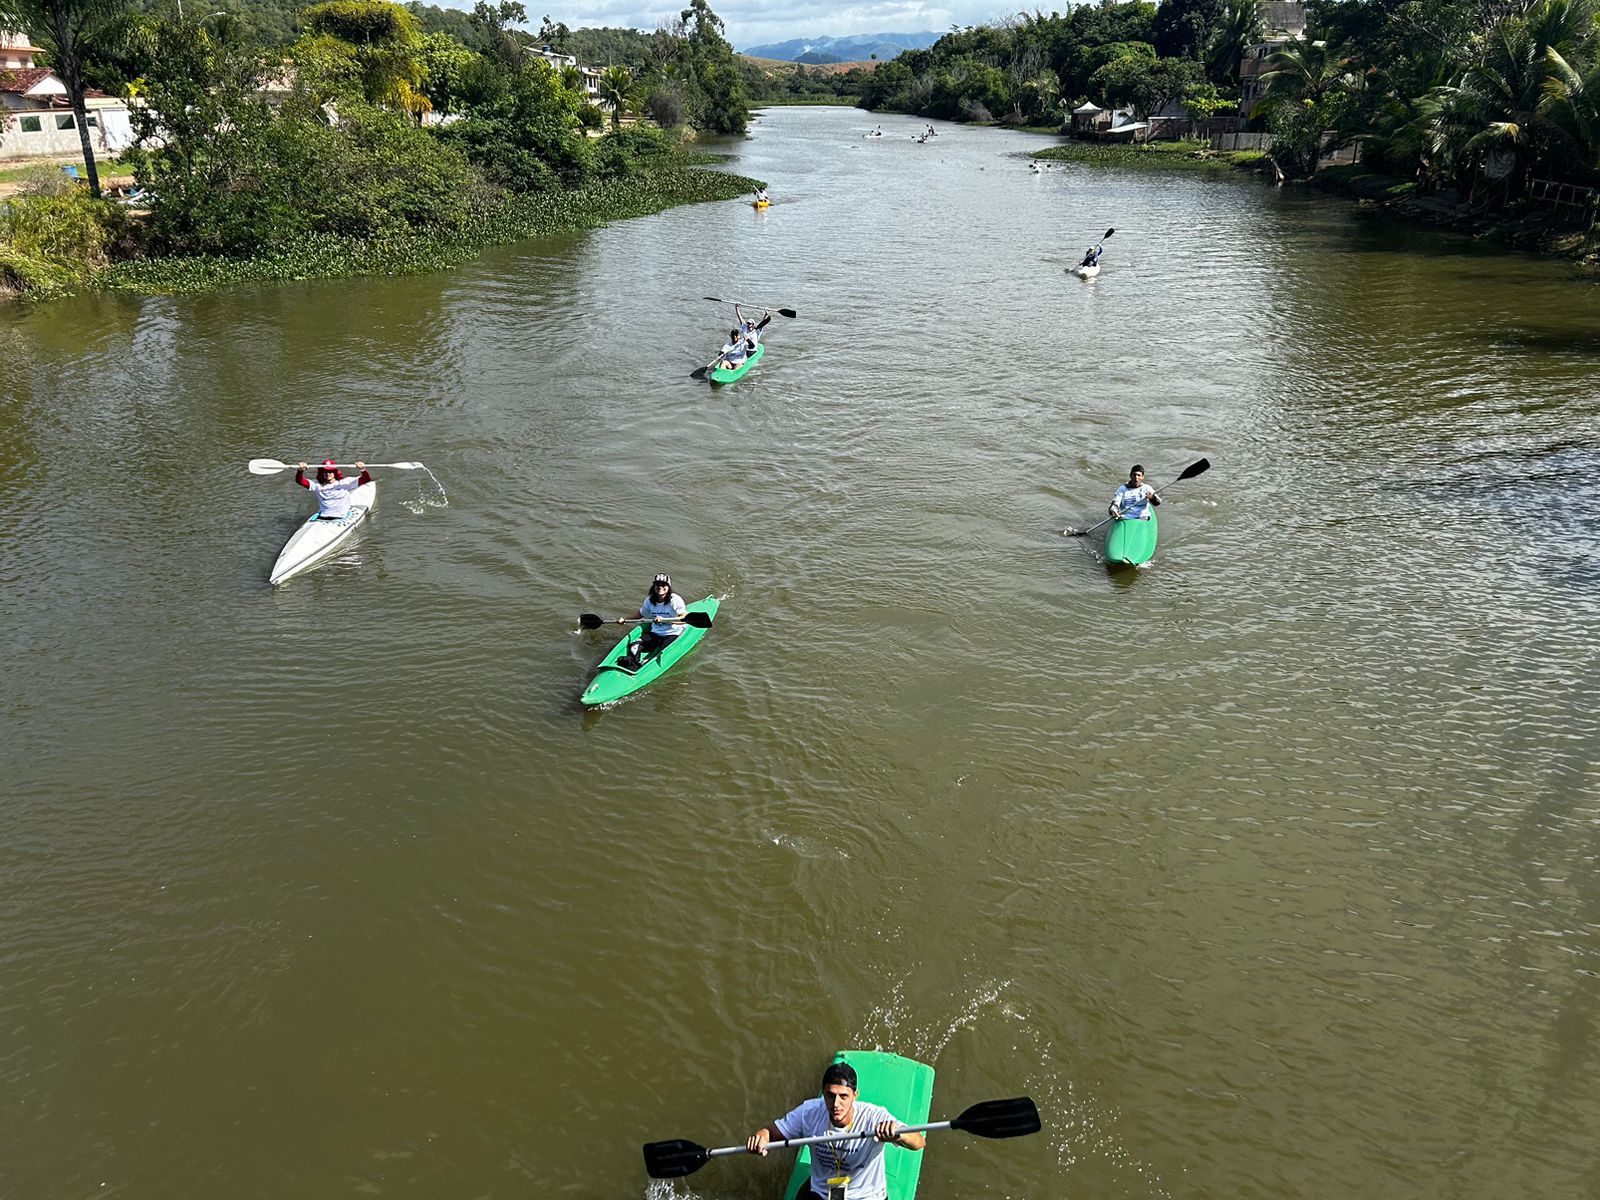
[874,1120,925,1151]
[746,1120,788,1155]
[295,466,310,489]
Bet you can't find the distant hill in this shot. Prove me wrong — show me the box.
[739,32,941,63]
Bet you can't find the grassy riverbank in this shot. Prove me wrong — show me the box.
[1032,138,1266,173]
[8,167,757,301]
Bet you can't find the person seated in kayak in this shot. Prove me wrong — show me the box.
[717,327,749,372]
[734,303,772,348]
[1080,243,1104,269]
[746,1060,924,1200]
[1109,465,1161,520]
[616,573,688,670]
[295,458,371,521]
[753,186,769,204]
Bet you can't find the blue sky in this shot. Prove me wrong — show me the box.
[443,0,1022,51]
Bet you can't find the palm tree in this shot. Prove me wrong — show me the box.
[1257,39,1362,173]
[1207,0,1263,88]
[1542,49,1600,179]
[1422,0,1599,197]
[596,64,634,131]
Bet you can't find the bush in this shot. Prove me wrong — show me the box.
[0,188,131,295]
[593,123,679,178]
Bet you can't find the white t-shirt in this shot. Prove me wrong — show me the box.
[1111,482,1155,519]
[639,592,686,636]
[777,1098,899,1200]
[307,475,364,519]
[721,338,747,364]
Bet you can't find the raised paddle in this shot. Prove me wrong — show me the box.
[1066,457,1210,537]
[700,296,798,318]
[578,611,714,630]
[643,1095,1041,1180]
[248,458,424,475]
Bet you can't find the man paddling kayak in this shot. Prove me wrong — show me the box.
[1108,465,1161,520]
[296,459,372,519]
[616,573,689,671]
[1079,242,1104,271]
[747,1060,925,1199]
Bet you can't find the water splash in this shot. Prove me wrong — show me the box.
[401,464,449,514]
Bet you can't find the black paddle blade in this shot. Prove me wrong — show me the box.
[1103,227,1115,238]
[683,611,714,629]
[950,1096,1042,1140]
[578,613,605,629]
[777,307,797,318]
[1175,457,1210,482]
[689,366,711,380]
[642,1138,711,1179]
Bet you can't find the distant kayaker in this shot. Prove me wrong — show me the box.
[746,1060,924,1199]
[295,458,372,520]
[1080,243,1104,270]
[1109,465,1161,520]
[616,573,688,671]
[753,186,769,204]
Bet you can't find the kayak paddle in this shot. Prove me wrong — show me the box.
[248,458,425,475]
[700,295,798,318]
[1066,457,1209,537]
[579,611,714,630]
[643,1095,1040,1180]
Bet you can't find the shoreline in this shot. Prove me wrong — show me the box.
[7,166,760,303]
[1029,139,1598,268]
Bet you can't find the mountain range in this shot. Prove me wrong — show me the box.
[739,32,942,64]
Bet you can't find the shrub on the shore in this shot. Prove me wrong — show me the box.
[0,178,131,296]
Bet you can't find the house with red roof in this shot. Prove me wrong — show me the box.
[0,32,133,160]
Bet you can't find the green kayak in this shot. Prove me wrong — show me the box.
[1105,513,1158,566]
[579,596,719,706]
[709,341,764,384]
[783,1050,935,1200]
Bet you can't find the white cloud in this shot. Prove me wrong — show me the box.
[432,0,1026,50]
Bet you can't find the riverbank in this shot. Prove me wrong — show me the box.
[4,165,759,302]
[1031,139,1599,266]
[1310,165,1600,265]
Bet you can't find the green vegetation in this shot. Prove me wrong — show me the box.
[858,0,1600,227]
[0,0,756,300]
[1034,138,1260,172]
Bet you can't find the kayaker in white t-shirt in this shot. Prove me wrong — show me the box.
[753,186,769,204]
[717,328,749,371]
[746,1060,924,1200]
[295,458,372,520]
[1109,464,1161,520]
[734,303,772,348]
[616,573,688,670]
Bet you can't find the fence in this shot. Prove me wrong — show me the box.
[1525,176,1599,224]
[1207,130,1362,165]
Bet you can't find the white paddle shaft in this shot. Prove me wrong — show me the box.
[706,1118,954,1161]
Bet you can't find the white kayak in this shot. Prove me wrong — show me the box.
[1073,263,1101,278]
[269,481,376,585]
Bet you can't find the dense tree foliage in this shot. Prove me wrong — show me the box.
[855,0,1600,194]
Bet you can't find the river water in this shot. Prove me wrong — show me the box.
[3,105,1598,1199]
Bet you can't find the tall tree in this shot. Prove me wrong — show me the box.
[595,63,633,131]
[0,0,129,195]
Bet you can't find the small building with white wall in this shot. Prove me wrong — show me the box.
[0,32,133,159]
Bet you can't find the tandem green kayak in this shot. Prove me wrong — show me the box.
[1105,513,1158,566]
[709,341,764,384]
[783,1050,935,1200]
[579,596,719,706]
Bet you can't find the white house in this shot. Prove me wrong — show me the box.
[527,45,608,109]
[0,32,133,160]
